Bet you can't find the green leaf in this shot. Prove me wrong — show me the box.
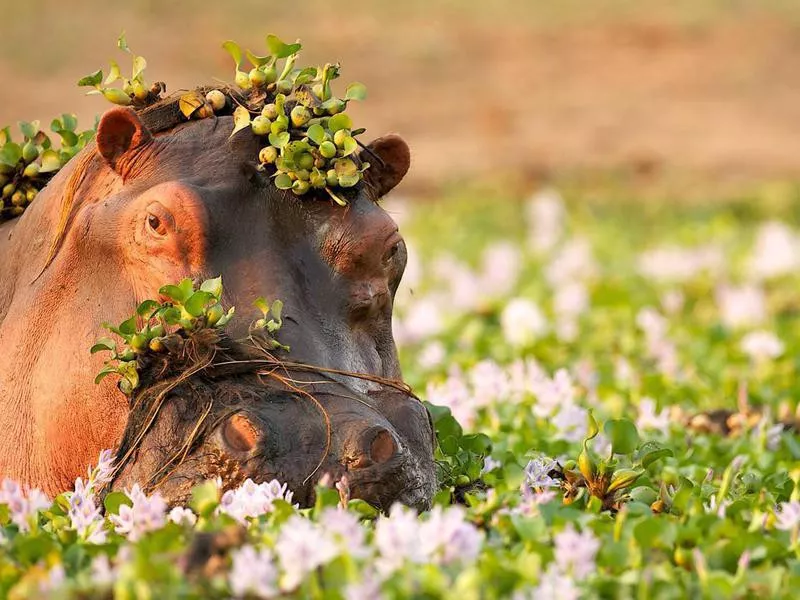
[104,60,122,85]
[641,447,674,469]
[271,299,284,321]
[435,414,463,441]
[184,291,215,317]
[200,276,223,299]
[189,480,219,518]
[604,419,641,455]
[440,435,460,456]
[306,123,326,145]
[90,338,117,354]
[222,40,243,68]
[246,50,272,68]
[0,143,22,167]
[460,433,492,455]
[266,34,302,58]
[94,366,118,385]
[341,136,358,157]
[328,113,352,132]
[345,82,367,101]
[77,70,103,87]
[117,31,129,53]
[216,306,236,328]
[346,499,379,519]
[293,67,317,86]
[274,172,293,190]
[230,105,252,138]
[19,120,39,140]
[39,150,62,173]
[269,131,290,148]
[131,56,147,80]
[253,296,270,316]
[104,491,132,515]
[136,300,160,317]
[117,315,137,336]
[633,518,676,550]
[61,114,78,131]
[56,129,79,147]
[326,188,348,206]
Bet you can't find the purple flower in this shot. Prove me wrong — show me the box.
[68,478,105,543]
[89,449,116,487]
[0,480,50,533]
[374,504,425,574]
[523,457,559,490]
[229,545,278,599]
[109,484,167,541]
[775,501,800,531]
[419,505,483,566]
[319,508,369,558]
[553,524,600,580]
[218,479,295,524]
[345,571,385,600]
[169,506,197,527]
[531,565,581,600]
[276,516,338,591]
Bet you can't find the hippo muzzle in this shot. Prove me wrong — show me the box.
[107,330,436,511]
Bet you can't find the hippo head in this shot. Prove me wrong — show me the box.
[107,330,436,510]
[0,100,433,505]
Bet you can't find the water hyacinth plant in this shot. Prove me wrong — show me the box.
[2,185,800,597]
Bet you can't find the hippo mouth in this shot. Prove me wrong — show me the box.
[105,329,437,512]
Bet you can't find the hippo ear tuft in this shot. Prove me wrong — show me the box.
[96,107,153,174]
[360,134,410,199]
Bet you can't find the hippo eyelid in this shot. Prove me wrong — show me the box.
[143,201,174,238]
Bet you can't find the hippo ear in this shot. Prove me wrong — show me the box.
[360,134,410,199]
[96,107,153,175]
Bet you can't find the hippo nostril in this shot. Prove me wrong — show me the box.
[222,414,260,452]
[370,429,397,464]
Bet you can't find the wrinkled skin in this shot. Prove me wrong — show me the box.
[110,332,436,510]
[0,104,432,508]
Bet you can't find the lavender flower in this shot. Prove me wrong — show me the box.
[68,478,106,543]
[276,515,338,591]
[523,457,560,490]
[0,480,50,533]
[109,484,167,541]
[501,298,548,347]
[419,505,483,566]
[229,545,278,599]
[374,503,425,574]
[169,506,197,527]
[531,565,581,600]
[345,571,385,600]
[218,479,295,524]
[775,501,800,531]
[553,524,600,580]
[319,507,369,558]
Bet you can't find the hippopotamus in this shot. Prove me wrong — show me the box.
[0,98,436,509]
[108,328,435,510]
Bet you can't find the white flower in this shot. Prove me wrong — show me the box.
[775,501,800,531]
[276,516,338,591]
[636,397,670,432]
[482,456,502,474]
[741,330,784,361]
[218,479,295,524]
[527,188,565,253]
[553,282,588,319]
[419,341,446,369]
[319,508,369,559]
[747,221,800,280]
[501,298,548,347]
[637,244,724,283]
[479,242,522,299]
[552,404,587,443]
[168,506,197,527]
[419,505,483,566]
[545,238,597,287]
[531,565,581,600]
[230,545,278,598]
[374,504,425,574]
[523,457,560,489]
[345,572,384,600]
[716,284,766,329]
[90,555,117,586]
[39,564,65,594]
[394,297,445,345]
[0,480,50,533]
[660,290,685,315]
[553,523,600,580]
[109,484,167,541]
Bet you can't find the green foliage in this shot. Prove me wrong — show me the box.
[78,32,165,108]
[219,35,370,205]
[93,276,236,394]
[0,117,95,221]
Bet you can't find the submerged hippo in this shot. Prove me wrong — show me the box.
[109,329,435,509]
[0,98,435,508]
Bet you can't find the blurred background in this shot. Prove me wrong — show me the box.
[3,0,800,199]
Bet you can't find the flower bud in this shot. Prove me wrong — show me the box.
[606,469,643,493]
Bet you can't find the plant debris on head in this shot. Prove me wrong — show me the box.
[0,32,370,222]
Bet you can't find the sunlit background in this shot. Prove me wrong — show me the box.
[4,0,800,196]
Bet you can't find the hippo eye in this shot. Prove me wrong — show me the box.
[383,239,403,264]
[146,213,167,236]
